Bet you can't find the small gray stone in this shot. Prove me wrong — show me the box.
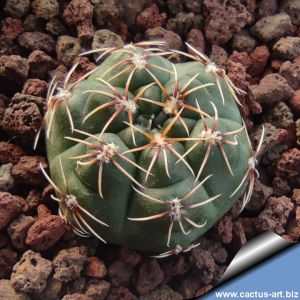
[32,0,59,20]
[56,36,82,67]
[10,250,53,294]
[46,18,66,36]
[18,32,55,54]
[92,30,124,60]
[166,12,194,37]
[251,13,293,42]
[273,37,300,60]
[232,30,256,54]
[94,1,120,27]
[145,26,182,50]
[4,0,31,18]
[281,0,300,25]
[184,0,201,13]
[0,280,30,300]
[0,163,14,191]
[264,102,294,129]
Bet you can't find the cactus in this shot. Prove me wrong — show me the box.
[40,41,259,255]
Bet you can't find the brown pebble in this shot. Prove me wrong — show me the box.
[26,215,66,251]
[22,79,48,97]
[0,142,25,165]
[0,192,25,230]
[12,156,48,186]
[136,4,167,30]
[85,256,107,278]
[135,259,164,295]
[118,247,141,267]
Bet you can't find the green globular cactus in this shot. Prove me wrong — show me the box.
[40,41,259,256]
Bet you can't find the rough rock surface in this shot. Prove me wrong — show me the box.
[250,74,293,105]
[0,280,30,300]
[273,37,300,61]
[10,250,52,293]
[251,13,293,42]
[8,214,35,250]
[203,0,252,45]
[135,259,164,295]
[0,163,14,192]
[53,247,87,282]
[25,215,66,251]
[12,156,48,186]
[18,32,55,54]
[0,192,25,230]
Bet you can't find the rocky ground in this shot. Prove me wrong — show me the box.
[0,0,300,299]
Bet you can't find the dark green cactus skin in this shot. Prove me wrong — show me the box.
[45,45,251,253]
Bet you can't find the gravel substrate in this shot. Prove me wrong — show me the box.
[0,0,299,299]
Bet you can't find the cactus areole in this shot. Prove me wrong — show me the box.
[42,41,255,256]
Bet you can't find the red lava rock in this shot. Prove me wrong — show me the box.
[0,192,25,230]
[12,156,48,186]
[0,142,25,165]
[292,189,300,205]
[216,215,233,244]
[53,246,87,282]
[2,93,44,140]
[189,248,216,285]
[203,0,253,45]
[140,284,182,300]
[232,221,247,250]
[228,51,252,70]
[28,50,58,79]
[161,255,188,283]
[245,178,273,212]
[63,0,94,41]
[70,57,96,84]
[108,260,133,287]
[196,285,213,297]
[85,257,107,278]
[276,148,300,177]
[249,74,294,106]
[289,89,300,113]
[135,259,164,295]
[271,59,284,71]
[255,196,294,235]
[273,176,291,196]
[107,286,138,300]
[137,4,167,30]
[4,0,31,18]
[176,273,202,299]
[85,279,110,300]
[0,18,23,40]
[18,32,55,54]
[248,46,270,77]
[199,239,228,264]
[239,217,257,239]
[11,250,53,293]
[22,79,48,97]
[0,55,29,82]
[7,214,35,250]
[0,235,18,279]
[186,28,206,54]
[118,247,141,267]
[279,61,300,90]
[26,215,66,251]
[37,204,52,219]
